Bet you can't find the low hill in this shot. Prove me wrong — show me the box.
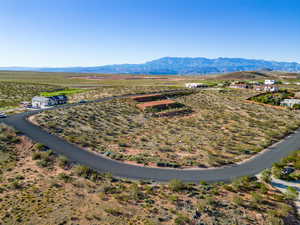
[204,70,300,80]
[210,71,274,80]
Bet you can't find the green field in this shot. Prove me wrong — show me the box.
[40,88,86,97]
[0,81,59,109]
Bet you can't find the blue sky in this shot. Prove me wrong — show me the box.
[0,0,300,67]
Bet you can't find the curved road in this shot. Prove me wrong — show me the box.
[2,94,300,183]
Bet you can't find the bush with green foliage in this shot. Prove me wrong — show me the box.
[174,214,190,225]
[285,186,298,200]
[250,90,294,106]
[292,104,300,110]
[73,165,92,178]
[57,173,72,182]
[261,169,272,183]
[168,179,186,192]
[58,155,69,168]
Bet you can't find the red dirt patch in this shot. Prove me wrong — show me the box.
[136,100,176,110]
[68,75,187,81]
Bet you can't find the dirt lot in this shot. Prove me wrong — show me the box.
[136,100,176,110]
[34,89,300,168]
[0,123,299,225]
[69,74,188,81]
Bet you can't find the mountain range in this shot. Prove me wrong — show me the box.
[1,57,300,75]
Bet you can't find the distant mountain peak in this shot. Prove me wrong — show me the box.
[1,57,300,75]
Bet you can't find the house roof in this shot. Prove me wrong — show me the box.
[230,83,249,88]
[32,96,49,101]
[32,95,67,102]
[49,95,67,101]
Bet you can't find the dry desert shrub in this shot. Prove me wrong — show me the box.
[35,89,300,168]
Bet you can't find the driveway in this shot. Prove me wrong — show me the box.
[271,177,300,215]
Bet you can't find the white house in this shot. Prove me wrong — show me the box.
[229,82,250,89]
[32,95,68,109]
[254,85,279,92]
[264,80,276,85]
[280,99,300,108]
[264,86,279,92]
[185,83,208,88]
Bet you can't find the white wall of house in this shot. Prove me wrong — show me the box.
[185,83,207,88]
[32,96,65,109]
[264,80,276,85]
[281,99,300,107]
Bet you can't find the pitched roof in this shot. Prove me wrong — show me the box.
[32,96,49,101]
[32,95,67,102]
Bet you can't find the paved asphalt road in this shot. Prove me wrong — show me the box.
[2,93,300,183]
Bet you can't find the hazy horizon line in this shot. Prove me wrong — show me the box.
[0,56,300,68]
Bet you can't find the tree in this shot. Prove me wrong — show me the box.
[292,104,300,110]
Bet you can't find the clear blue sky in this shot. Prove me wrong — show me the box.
[1,0,300,67]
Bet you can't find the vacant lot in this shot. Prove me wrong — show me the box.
[35,89,300,168]
[0,81,59,109]
[0,123,298,225]
[69,86,181,101]
[0,71,191,86]
[0,79,181,111]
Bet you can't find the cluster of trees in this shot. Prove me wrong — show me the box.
[250,90,294,106]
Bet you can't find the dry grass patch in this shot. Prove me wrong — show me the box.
[0,123,299,225]
[69,86,181,102]
[34,89,300,168]
[0,81,59,109]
